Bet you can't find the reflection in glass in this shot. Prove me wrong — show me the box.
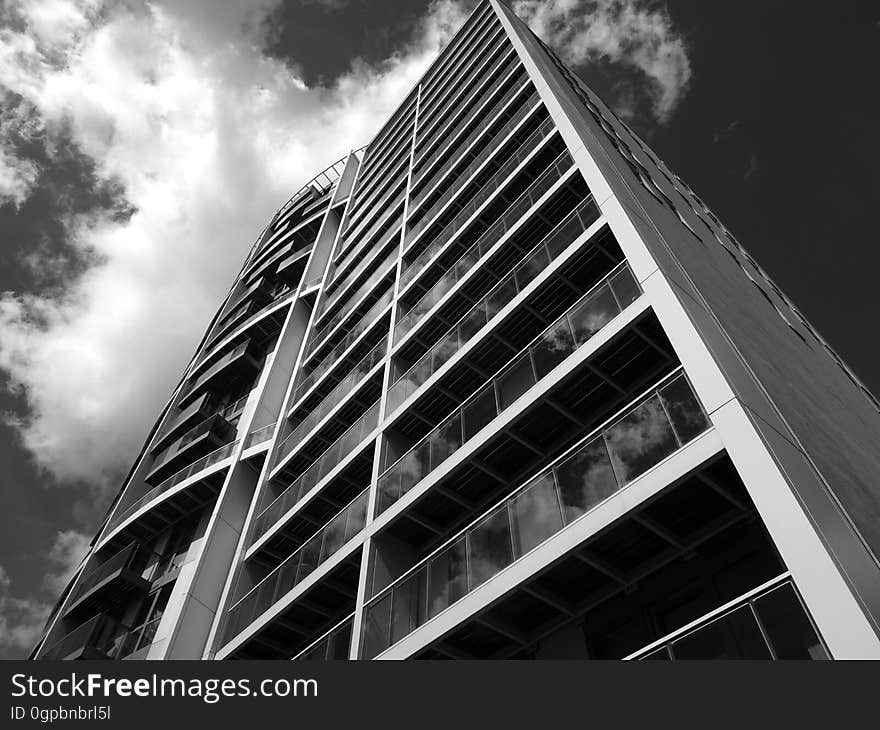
[427,538,467,619]
[497,354,536,410]
[555,437,617,524]
[531,318,576,378]
[463,386,498,440]
[753,583,828,659]
[510,473,564,558]
[658,376,710,445]
[671,605,771,659]
[467,506,515,589]
[604,395,677,484]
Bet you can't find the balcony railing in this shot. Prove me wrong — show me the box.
[66,542,149,611]
[417,29,508,141]
[397,152,578,343]
[305,284,393,364]
[362,371,710,657]
[320,235,398,326]
[329,209,401,292]
[244,422,276,450]
[408,105,549,250]
[402,117,559,293]
[379,262,641,514]
[292,614,354,660]
[388,198,605,416]
[416,46,516,162]
[287,338,387,439]
[107,440,239,533]
[38,614,130,661]
[336,189,405,270]
[259,402,380,538]
[411,83,537,212]
[310,255,397,349]
[225,489,369,643]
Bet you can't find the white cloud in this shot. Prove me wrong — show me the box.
[0,0,468,490]
[512,0,692,122]
[0,529,89,657]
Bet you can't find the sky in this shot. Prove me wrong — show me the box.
[0,0,877,659]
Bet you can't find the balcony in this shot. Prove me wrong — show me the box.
[38,614,130,661]
[275,246,311,287]
[105,440,237,540]
[179,339,262,407]
[362,371,711,657]
[379,262,642,514]
[145,414,236,486]
[224,489,369,646]
[292,614,353,660]
[261,401,380,537]
[63,543,151,619]
[152,392,216,453]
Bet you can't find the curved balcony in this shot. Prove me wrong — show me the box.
[105,440,238,537]
[63,542,152,619]
[362,371,710,657]
[38,614,130,661]
[180,339,262,407]
[145,414,236,486]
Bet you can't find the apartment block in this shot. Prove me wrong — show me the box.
[34,0,880,661]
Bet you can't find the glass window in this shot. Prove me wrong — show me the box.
[467,506,514,590]
[514,246,551,291]
[296,535,323,584]
[426,537,468,619]
[319,511,348,562]
[555,437,618,524]
[361,593,392,659]
[430,417,463,469]
[608,266,641,308]
[458,304,488,343]
[463,386,498,440]
[510,473,564,558]
[671,606,771,659]
[344,492,368,541]
[568,284,619,345]
[497,353,536,410]
[485,276,518,319]
[531,318,576,379]
[658,375,709,446]
[391,570,427,644]
[604,394,677,485]
[327,623,351,660]
[753,583,828,660]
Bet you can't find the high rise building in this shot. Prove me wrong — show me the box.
[33,0,880,662]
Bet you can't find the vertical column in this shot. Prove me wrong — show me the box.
[349,85,424,659]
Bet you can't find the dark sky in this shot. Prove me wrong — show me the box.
[0,0,878,658]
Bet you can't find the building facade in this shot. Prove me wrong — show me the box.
[33,0,880,661]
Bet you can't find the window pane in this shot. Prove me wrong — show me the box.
[327,623,351,660]
[430,417,463,468]
[319,511,348,562]
[361,593,392,659]
[432,330,460,374]
[658,375,709,446]
[458,304,487,343]
[555,437,618,524]
[486,276,518,318]
[510,473,564,558]
[671,606,771,659]
[427,537,468,619]
[296,535,323,584]
[497,354,536,410]
[753,583,828,660]
[568,284,619,345]
[531,319,576,379]
[344,492,368,541]
[467,506,514,590]
[608,266,641,308]
[604,395,678,485]
[463,386,498,440]
[391,569,427,644]
[514,246,550,290]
